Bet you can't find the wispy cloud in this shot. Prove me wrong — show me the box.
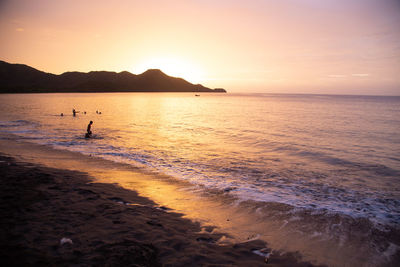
[327,74,346,78]
[351,73,370,77]
[15,27,24,32]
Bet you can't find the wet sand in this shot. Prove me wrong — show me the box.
[0,153,321,266]
[0,140,321,266]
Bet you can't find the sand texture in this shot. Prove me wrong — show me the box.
[0,154,320,266]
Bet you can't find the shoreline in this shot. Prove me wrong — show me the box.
[0,139,318,266]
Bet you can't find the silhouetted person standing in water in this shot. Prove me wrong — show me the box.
[85,121,93,138]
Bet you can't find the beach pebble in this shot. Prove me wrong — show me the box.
[60,237,73,246]
[252,248,271,264]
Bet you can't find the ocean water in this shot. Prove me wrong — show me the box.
[0,93,399,265]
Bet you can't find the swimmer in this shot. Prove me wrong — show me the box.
[85,121,93,138]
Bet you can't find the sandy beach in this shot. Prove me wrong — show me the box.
[0,138,320,266]
[2,0,400,264]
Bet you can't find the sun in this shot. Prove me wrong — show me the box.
[133,57,204,84]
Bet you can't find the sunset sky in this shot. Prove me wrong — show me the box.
[0,0,399,95]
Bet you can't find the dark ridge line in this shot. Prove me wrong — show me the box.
[0,60,227,93]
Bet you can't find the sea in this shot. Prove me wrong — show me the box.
[0,92,399,266]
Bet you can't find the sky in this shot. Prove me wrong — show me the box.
[0,0,399,95]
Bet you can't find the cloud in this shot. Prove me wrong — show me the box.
[327,74,370,79]
[351,73,370,77]
[15,27,24,32]
[327,74,346,78]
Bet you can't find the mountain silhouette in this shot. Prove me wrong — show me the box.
[0,60,226,93]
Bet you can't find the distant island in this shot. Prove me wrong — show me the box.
[0,60,227,93]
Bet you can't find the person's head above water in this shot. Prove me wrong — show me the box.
[89,121,93,124]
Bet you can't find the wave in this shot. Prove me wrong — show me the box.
[0,120,36,128]
[24,128,398,229]
[235,199,400,266]
[1,113,399,228]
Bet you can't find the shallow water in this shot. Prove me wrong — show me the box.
[0,92,399,266]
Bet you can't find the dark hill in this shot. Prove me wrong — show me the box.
[0,60,227,93]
